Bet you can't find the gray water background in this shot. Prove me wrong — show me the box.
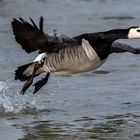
[0,0,140,139]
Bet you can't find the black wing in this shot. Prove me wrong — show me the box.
[12,17,77,53]
[12,17,49,53]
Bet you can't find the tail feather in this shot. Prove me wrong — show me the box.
[15,62,34,81]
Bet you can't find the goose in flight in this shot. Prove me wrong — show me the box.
[11,17,140,94]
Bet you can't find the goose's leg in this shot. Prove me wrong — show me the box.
[20,62,40,95]
[33,73,50,94]
[111,42,140,54]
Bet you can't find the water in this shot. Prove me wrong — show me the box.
[0,0,140,139]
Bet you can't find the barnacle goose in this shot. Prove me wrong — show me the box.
[11,17,140,94]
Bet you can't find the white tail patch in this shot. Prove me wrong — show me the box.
[33,53,46,63]
[23,53,47,77]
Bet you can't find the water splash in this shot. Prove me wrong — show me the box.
[0,81,39,115]
[0,79,60,116]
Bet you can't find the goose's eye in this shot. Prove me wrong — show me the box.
[137,29,140,32]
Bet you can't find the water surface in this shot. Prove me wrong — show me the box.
[0,0,140,139]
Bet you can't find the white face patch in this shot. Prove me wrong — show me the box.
[128,27,140,39]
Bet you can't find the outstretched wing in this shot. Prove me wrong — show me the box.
[12,17,77,53]
[111,42,140,54]
[12,17,49,53]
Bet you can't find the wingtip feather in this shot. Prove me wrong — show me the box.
[39,16,44,32]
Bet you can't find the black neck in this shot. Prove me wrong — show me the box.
[99,28,129,42]
[73,28,130,60]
